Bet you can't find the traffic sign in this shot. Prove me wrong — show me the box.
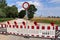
[22,2,30,10]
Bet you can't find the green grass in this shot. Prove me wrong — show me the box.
[31,18,60,26]
[0,18,14,22]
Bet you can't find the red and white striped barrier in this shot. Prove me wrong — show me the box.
[0,24,7,34]
[0,24,6,28]
[6,21,58,38]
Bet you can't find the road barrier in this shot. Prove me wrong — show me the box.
[0,24,7,34]
[0,20,58,39]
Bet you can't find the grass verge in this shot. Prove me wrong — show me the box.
[0,18,14,22]
[31,18,60,26]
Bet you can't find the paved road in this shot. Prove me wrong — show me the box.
[0,34,51,40]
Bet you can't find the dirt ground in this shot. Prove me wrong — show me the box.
[0,34,51,40]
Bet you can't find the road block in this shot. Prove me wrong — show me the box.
[6,21,58,38]
[0,24,7,34]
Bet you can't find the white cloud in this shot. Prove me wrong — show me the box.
[16,1,23,7]
[18,8,24,12]
[16,1,44,12]
[8,3,15,7]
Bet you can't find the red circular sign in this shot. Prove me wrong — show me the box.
[22,2,30,10]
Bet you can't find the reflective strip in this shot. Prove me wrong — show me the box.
[28,26,29,29]
[14,21,17,25]
[7,21,10,24]
[9,25,11,28]
[47,26,50,30]
[36,35,39,37]
[20,25,23,28]
[36,26,39,29]
[50,22,54,26]
[13,25,15,28]
[56,26,58,30]
[15,25,18,28]
[42,26,45,30]
[47,36,50,38]
[22,21,25,25]
[31,34,34,37]
[34,22,37,25]
[31,26,34,29]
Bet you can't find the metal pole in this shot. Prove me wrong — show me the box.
[26,10,28,20]
[26,10,29,36]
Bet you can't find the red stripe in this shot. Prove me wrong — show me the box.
[31,34,34,37]
[14,21,17,25]
[4,24,6,28]
[42,26,45,30]
[47,26,50,30]
[55,36,58,38]
[9,25,11,28]
[34,22,37,25]
[31,26,34,29]
[13,25,15,28]
[56,26,58,30]
[42,35,44,37]
[28,26,29,29]
[36,35,39,37]
[22,21,25,25]
[21,34,23,36]
[20,25,23,28]
[15,25,18,28]
[13,33,15,35]
[24,25,26,28]
[50,22,54,26]
[53,27,54,30]
[1,24,3,28]
[36,26,39,29]
[7,21,10,24]
[47,36,50,38]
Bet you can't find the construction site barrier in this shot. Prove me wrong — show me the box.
[0,21,58,38]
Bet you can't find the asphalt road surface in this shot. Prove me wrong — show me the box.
[0,34,51,40]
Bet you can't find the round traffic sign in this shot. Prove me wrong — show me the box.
[22,2,30,10]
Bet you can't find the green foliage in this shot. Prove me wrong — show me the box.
[28,4,37,12]
[0,0,18,18]
[0,8,6,18]
[27,4,37,20]
[18,4,37,19]
[0,0,7,8]
[28,12,34,20]
[5,5,18,18]
[18,10,26,18]
[0,18,14,22]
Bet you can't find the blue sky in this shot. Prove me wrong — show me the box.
[6,0,60,17]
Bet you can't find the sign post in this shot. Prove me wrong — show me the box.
[22,2,30,36]
[22,2,30,19]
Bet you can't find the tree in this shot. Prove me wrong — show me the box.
[28,4,37,20]
[0,0,7,18]
[18,10,26,18]
[0,0,7,8]
[0,8,6,18]
[5,5,18,18]
[18,4,37,19]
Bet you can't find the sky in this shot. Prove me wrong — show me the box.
[6,0,60,17]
